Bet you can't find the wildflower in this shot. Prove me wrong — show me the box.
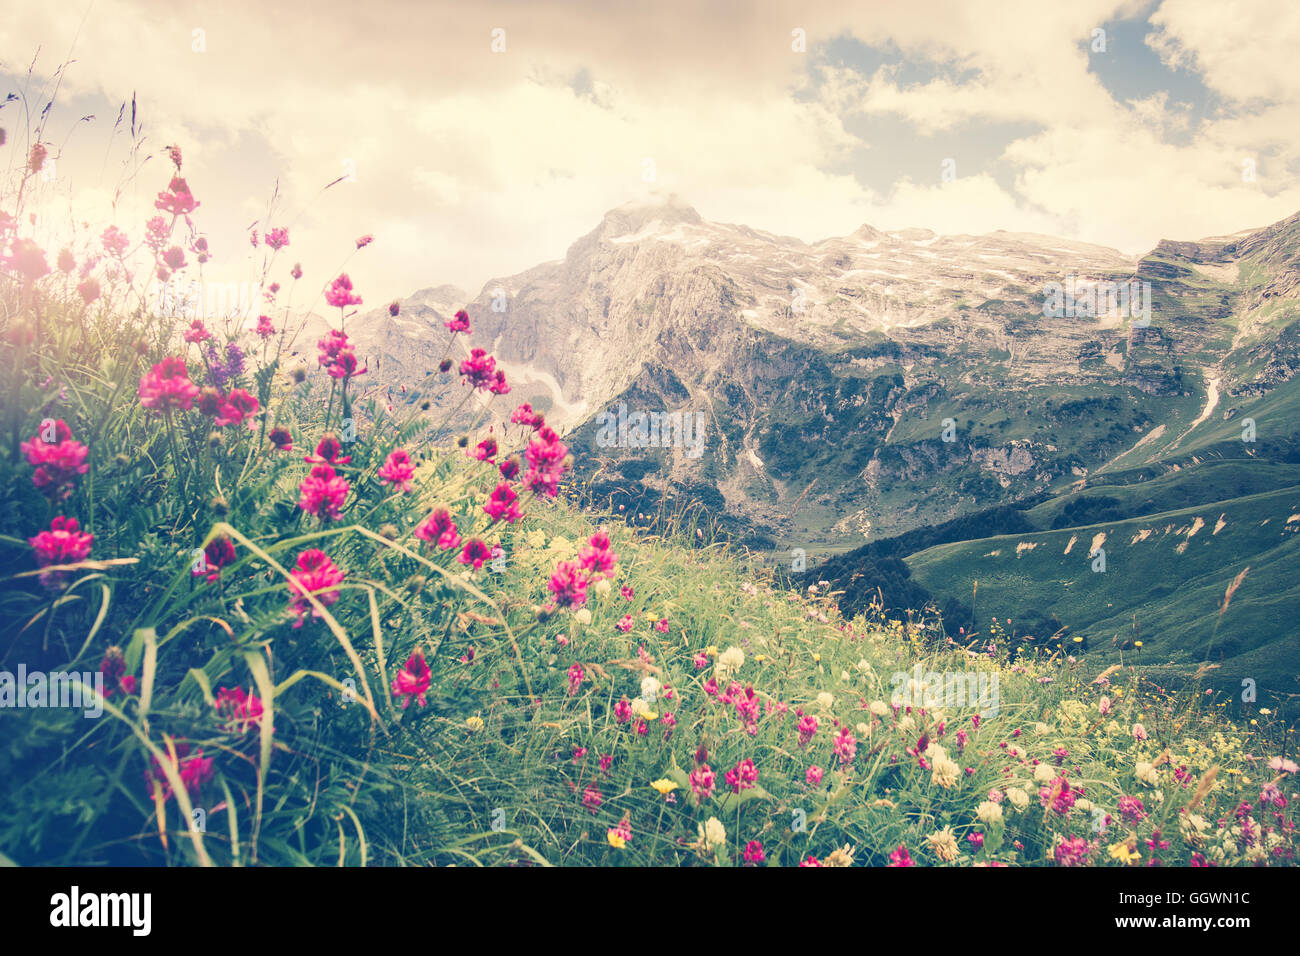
[291,262,303,280]
[620,585,635,600]
[458,539,492,570]
[650,778,678,796]
[725,758,759,793]
[269,426,293,451]
[414,508,460,551]
[614,614,634,633]
[378,448,417,493]
[1132,722,1149,741]
[806,765,824,787]
[547,560,590,609]
[265,226,289,250]
[316,328,366,379]
[1099,695,1112,715]
[1268,756,1299,774]
[139,356,199,412]
[305,434,352,465]
[484,482,523,523]
[144,744,213,802]
[797,714,819,748]
[1118,795,1147,825]
[833,727,857,767]
[192,534,236,583]
[76,277,100,304]
[815,691,834,710]
[566,663,584,696]
[355,234,374,249]
[255,314,276,338]
[154,176,200,216]
[101,225,130,257]
[214,686,266,734]
[582,786,602,812]
[743,840,765,864]
[928,826,960,863]
[932,753,961,788]
[1054,836,1093,867]
[510,402,544,429]
[1108,841,1141,865]
[606,824,630,849]
[698,817,726,851]
[162,245,187,271]
[1135,761,1160,787]
[1006,787,1030,811]
[523,427,569,498]
[325,273,362,309]
[689,764,716,804]
[213,388,259,428]
[29,516,93,587]
[99,646,137,698]
[976,800,1003,826]
[888,845,914,867]
[716,645,745,677]
[474,438,498,462]
[445,308,471,334]
[298,464,350,520]
[21,420,89,499]
[391,649,431,708]
[613,699,634,723]
[465,715,484,732]
[287,549,346,626]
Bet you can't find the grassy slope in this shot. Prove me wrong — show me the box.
[906,484,1300,696]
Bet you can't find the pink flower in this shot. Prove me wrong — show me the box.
[255,314,276,338]
[655,618,669,632]
[21,419,89,499]
[523,426,570,498]
[288,549,346,626]
[77,277,101,304]
[510,402,545,429]
[355,234,373,249]
[888,845,914,867]
[743,840,765,864]
[101,225,130,257]
[155,176,199,216]
[797,714,818,748]
[620,585,635,600]
[458,539,492,570]
[139,356,199,412]
[324,273,363,309]
[214,686,266,734]
[1053,836,1093,867]
[566,663,584,696]
[192,534,236,583]
[445,309,471,334]
[474,438,498,462]
[317,329,366,379]
[1118,795,1147,825]
[144,743,213,802]
[689,764,715,804]
[615,614,634,633]
[213,388,259,428]
[29,516,93,587]
[414,508,460,550]
[799,856,822,868]
[265,227,289,250]
[547,560,590,609]
[304,434,352,466]
[693,652,708,669]
[391,650,432,708]
[459,348,498,390]
[806,765,823,787]
[579,530,619,579]
[1132,723,1148,741]
[162,245,187,271]
[183,320,211,344]
[833,727,857,766]
[298,464,350,520]
[582,786,602,812]
[377,448,416,493]
[725,758,759,793]
[1098,695,1112,715]
[613,699,633,723]
[2,238,50,281]
[483,482,522,523]
[1038,776,1078,815]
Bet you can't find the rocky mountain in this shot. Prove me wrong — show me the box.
[349,198,1300,557]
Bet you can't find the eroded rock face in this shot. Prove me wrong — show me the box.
[345,199,1300,543]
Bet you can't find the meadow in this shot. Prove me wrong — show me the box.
[1,142,1296,868]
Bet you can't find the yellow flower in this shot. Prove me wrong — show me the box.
[1134,641,1143,648]
[706,645,718,657]
[606,829,627,848]
[650,778,678,795]
[465,715,484,732]
[812,653,821,663]
[754,654,767,662]
[1108,841,1141,865]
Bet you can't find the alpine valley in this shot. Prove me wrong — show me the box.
[339,197,1300,700]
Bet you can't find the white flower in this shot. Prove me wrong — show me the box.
[698,817,726,851]
[640,676,660,701]
[716,646,745,676]
[630,697,655,719]
[976,801,1003,825]
[593,578,612,596]
[869,700,889,717]
[1034,763,1057,784]
[855,722,871,738]
[815,691,834,710]
[1033,722,1050,735]
[1006,787,1030,810]
[932,756,961,789]
[1135,761,1160,786]
[898,715,915,733]
[574,608,592,625]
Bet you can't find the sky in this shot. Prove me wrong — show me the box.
[2,0,1299,305]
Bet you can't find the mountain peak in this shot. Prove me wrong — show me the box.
[600,194,702,236]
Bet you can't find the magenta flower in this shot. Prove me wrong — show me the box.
[139,356,199,412]
[324,273,363,309]
[288,549,346,626]
[183,319,211,344]
[510,402,544,429]
[144,743,213,802]
[21,419,89,500]
[265,226,289,250]
[1053,835,1093,867]
[458,539,492,570]
[578,529,619,579]
[743,840,765,864]
[615,614,634,633]
[378,448,416,493]
[414,508,460,551]
[154,176,200,216]
[298,464,350,520]
[474,438,498,462]
[101,225,130,257]
[255,314,276,338]
[316,328,366,379]
[192,534,236,584]
[566,663,584,697]
[1118,795,1147,825]
[547,560,590,609]
[213,388,259,428]
[214,686,266,734]
[725,758,759,794]
[613,699,633,723]
[797,714,819,748]
[806,765,824,787]
[445,308,471,334]
[392,650,432,708]
[304,434,352,466]
[888,845,914,867]
[833,727,857,766]
[689,764,716,804]
[523,426,570,499]
[483,482,523,524]
[29,516,93,587]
